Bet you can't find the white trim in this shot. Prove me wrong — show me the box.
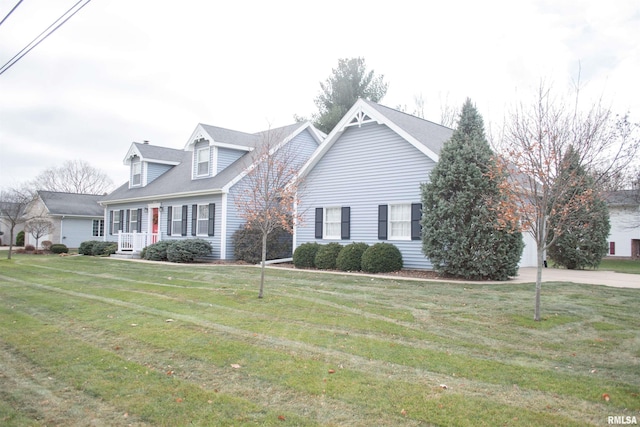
[195,204,209,236]
[183,123,254,152]
[171,205,183,236]
[323,206,342,240]
[99,189,225,205]
[220,193,228,259]
[387,202,412,241]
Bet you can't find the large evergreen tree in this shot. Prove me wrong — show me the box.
[312,57,388,134]
[421,99,523,280]
[546,147,610,269]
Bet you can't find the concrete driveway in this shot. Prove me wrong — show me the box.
[511,267,640,289]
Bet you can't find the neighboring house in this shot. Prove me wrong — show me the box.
[23,191,105,248]
[0,202,26,246]
[605,189,640,259]
[99,121,323,259]
[294,99,538,269]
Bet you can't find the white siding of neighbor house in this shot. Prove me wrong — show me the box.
[296,122,436,269]
[608,205,640,258]
[225,129,320,260]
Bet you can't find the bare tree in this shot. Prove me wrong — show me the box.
[31,159,114,195]
[439,92,460,128]
[498,83,640,321]
[25,219,53,251]
[0,187,37,259]
[234,128,305,298]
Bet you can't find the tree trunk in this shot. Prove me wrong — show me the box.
[258,232,267,299]
[534,246,544,321]
[7,227,14,260]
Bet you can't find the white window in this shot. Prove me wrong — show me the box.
[389,203,411,240]
[324,207,341,239]
[172,206,182,236]
[132,161,141,186]
[93,219,104,237]
[129,209,138,232]
[196,147,210,176]
[112,211,120,233]
[197,204,209,235]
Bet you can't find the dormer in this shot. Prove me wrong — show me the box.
[184,124,255,180]
[123,142,182,188]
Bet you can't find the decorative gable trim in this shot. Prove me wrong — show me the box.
[298,99,440,180]
[184,123,254,152]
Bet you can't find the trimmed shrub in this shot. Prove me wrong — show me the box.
[233,226,292,264]
[314,242,343,270]
[16,230,25,246]
[144,240,173,261]
[79,240,101,255]
[92,241,117,256]
[293,242,321,268]
[42,241,53,251]
[50,244,69,254]
[166,239,212,263]
[336,242,369,271]
[361,243,403,273]
[24,244,35,252]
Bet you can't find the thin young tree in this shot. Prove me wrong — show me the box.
[0,187,37,259]
[25,219,54,251]
[499,83,640,321]
[234,128,305,298]
[31,159,114,195]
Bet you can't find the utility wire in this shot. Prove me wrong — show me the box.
[0,0,92,76]
[0,0,24,28]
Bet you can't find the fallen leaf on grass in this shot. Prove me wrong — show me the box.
[175,397,183,403]
[166,319,175,322]
[328,369,335,374]
[278,415,286,421]
[231,364,241,369]
[401,409,407,416]
[602,393,610,401]
[440,384,448,389]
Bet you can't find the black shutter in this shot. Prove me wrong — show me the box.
[208,203,215,236]
[191,204,197,236]
[181,205,188,236]
[315,208,323,239]
[118,210,124,231]
[167,206,172,235]
[137,208,142,232]
[341,207,350,240]
[411,203,422,240]
[125,209,130,232]
[109,210,113,235]
[378,205,387,240]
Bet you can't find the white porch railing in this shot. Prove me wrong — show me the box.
[117,231,160,252]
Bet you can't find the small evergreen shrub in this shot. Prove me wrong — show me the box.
[50,244,69,254]
[166,239,212,263]
[42,241,53,251]
[79,240,101,255]
[293,242,321,268]
[314,242,343,270]
[24,244,35,252]
[233,226,292,264]
[144,240,173,261]
[361,243,403,273]
[92,241,117,256]
[336,242,369,271]
[16,231,25,246]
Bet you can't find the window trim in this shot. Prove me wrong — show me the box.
[196,204,209,236]
[92,219,104,237]
[132,161,142,186]
[129,209,138,233]
[171,205,183,236]
[388,203,412,240]
[196,147,210,177]
[323,206,342,240]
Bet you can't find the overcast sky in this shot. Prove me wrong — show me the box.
[1,0,638,190]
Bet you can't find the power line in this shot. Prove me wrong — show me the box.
[0,0,93,76]
[0,0,24,28]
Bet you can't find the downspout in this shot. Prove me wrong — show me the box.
[220,193,227,259]
[60,216,64,244]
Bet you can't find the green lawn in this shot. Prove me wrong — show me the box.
[0,255,638,426]
[599,258,640,274]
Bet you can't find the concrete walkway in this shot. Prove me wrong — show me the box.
[509,267,640,289]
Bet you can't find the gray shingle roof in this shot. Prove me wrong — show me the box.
[134,142,184,163]
[200,124,259,147]
[363,99,454,156]
[605,189,640,206]
[38,191,104,216]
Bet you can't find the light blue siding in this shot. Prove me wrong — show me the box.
[217,147,245,172]
[296,123,436,269]
[146,163,173,184]
[59,218,98,248]
[225,128,319,260]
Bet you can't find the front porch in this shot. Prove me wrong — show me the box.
[115,231,159,258]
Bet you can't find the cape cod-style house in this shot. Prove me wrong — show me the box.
[605,189,640,259]
[99,121,323,259]
[293,99,539,269]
